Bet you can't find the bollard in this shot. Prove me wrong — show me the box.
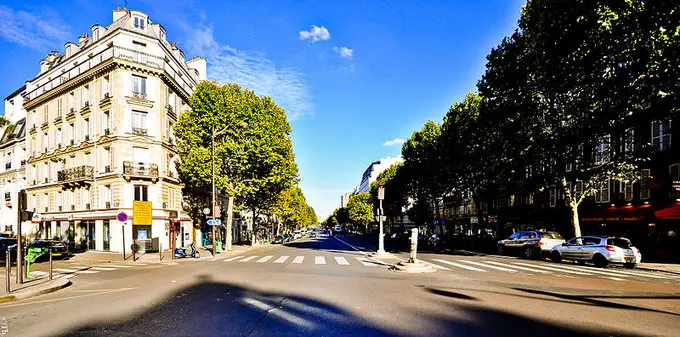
[49,248,53,280]
[159,243,162,261]
[6,250,10,293]
[409,228,418,263]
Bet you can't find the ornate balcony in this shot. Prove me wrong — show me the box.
[57,165,94,187]
[166,104,177,121]
[132,91,147,100]
[123,161,158,182]
[132,127,148,136]
[81,101,91,116]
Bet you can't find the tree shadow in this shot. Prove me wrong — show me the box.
[55,275,647,337]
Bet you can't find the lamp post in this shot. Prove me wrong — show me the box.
[377,184,386,255]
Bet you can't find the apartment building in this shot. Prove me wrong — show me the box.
[21,8,207,252]
[0,87,28,235]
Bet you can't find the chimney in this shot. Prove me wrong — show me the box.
[113,6,126,23]
[187,57,208,82]
[78,34,88,44]
[40,59,49,74]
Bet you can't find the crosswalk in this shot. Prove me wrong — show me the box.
[422,258,680,282]
[220,254,383,267]
[22,262,164,280]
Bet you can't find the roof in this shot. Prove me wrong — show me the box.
[0,117,26,146]
[4,85,26,101]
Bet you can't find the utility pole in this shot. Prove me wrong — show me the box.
[17,190,25,284]
[377,184,386,254]
[211,126,217,256]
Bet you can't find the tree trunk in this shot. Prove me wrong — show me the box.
[571,202,582,237]
[251,208,257,246]
[225,195,234,251]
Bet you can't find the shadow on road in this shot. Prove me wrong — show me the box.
[56,274,642,337]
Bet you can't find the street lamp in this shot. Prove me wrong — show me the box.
[377,184,386,255]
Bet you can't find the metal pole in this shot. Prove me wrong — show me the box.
[49,248,53,280]
[17,212,23,284]
[6,250,10,293]
[377,199,385,254]
[122,226,126,261]
[159,243,162,261]
[211,127,216,256]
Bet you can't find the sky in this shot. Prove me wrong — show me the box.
[0,0,524,219]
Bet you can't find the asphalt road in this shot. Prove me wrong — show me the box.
[0,233,679,337]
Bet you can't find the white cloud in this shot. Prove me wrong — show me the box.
[0,6,71,51]
[299,25,330,42]
[333,46,353,58]
[185,25,311,120]
[383,138,405,146]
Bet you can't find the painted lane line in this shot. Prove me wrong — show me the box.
[89,267,117,271]
[354,257,374,266]
[53,268,78,273]
[334,257,350,265]
[421,260,451,271]
[513,262,593,275]
[314,256,326,265]
[256,256,273,263]
[483,261,550,274]
[460,260,517,272]
[606,277,626,281]
[98,264,133,268]
[224,255,244,262]
[239,256,258,262]
[292,256,304,264]
[274,256,289,264]
[74,270,100,274]
[548,264,636,278]
[432,259,485,272]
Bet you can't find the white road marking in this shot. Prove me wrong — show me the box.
[74,270,100,274]
[432,259,485,272]
[292,256,304,264]
[334,257,350,265]
[53,268,77,273]
[89,267,117,271]
[578,267,673,279]
[513,262,593,275]
[98,264,133,268]
[548,264,636,278]
[606,277,625,281]
[315,256,326,265]
[460,260,517,272]
[239,256,258,262]
[484,261,550,273]
[224,255,244,262]
[421,260,451,270]
[274,256,289,264]
[355,257,375,266]
[256,256,273,263]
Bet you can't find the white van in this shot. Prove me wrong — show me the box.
[293,230,302,239]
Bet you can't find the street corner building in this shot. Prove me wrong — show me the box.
[1,7,209,253]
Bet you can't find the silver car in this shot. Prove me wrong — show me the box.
[550,236,641,268]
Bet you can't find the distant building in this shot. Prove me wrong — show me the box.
[357,156,403,193]
[0,86,27,234]
[340,192,350,208]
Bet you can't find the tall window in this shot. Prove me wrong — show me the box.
[57,98,63,117]
[83,118,90,138]
[132,110,148,132]
[619,181,633,201]
[670,163,679,181]
[595,135,610,165]
[56,128,61,147]
[132,75,146,95]
[652,119,672,151]
[622,127,635,158]
[134,185,148,201]
[640,169,651,200]
[43,105,49,124]
[595,180,610,203]
[549,189,557,207]
[103,110,111,133]
[133,16,145,30]
[102,75,111,98]
[83,85,90,105]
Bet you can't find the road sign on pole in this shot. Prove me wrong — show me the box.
[207,219,222,226]
[117,212,128,223]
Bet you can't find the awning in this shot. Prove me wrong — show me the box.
[654,203,680,220]
[581,205,652,222]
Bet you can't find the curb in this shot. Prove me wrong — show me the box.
[0,279,72,304]
[633,266,680,276]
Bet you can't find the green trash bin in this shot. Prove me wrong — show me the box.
[214,241,222,254]
[26,247,47,278]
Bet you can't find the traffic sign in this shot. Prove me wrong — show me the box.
[117,212,128,222]
[207,219,222,226]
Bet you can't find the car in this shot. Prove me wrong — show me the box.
[293,230,302,239]
[309,232,316,238]
[272,235,286,244]
[28,239,70,260]
[318,230,330,237]
[0,238,17,259]
[497,231,566,259]
[550,236,641,268]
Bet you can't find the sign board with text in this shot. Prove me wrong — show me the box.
[133,201,153,225]
[207,219,222,226]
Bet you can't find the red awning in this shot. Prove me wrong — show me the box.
[655,203,680,220]
[581,206,652,222]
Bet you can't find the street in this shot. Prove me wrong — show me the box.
[0,233,678,337]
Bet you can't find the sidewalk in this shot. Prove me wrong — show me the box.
[0,275,71,303]
[68,244,265,264]
[636,262,680,275]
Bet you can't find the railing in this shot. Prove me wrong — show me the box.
[4,192,9,201]
[104,128,111,135]
[4,163,10,170]
[123,161,158,178]
[132,91,147,100]
[105,201,111,209]
[57,165,94,183]
[132,127,148,136]
[104,165,111,173]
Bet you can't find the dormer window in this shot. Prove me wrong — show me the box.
[133,16,145,30]
[159,30,166,41]
[94,29,99,40]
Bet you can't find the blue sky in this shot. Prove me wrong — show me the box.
[0,0,524,219]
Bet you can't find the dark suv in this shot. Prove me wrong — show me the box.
[497,231,566,259]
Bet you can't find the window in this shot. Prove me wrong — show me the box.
[582,237,601,246]
[132,40,147,47]
[103,110,111,133]
[132,75,146,94]
[622,127,635,158]
[640,169,651,200]
[595,180,610,203]
[83,118,90,138]
[93,29,99,40]
[549,188,557,207]
[43,105,49,124]
[56,128,61,147]
[159,29,166,41]
[133,16,145,30]
[31,110,36,126]
[567,237,583,246]
[595,135,610,165]
[619,181,633,201]
[101,185,111,208]
[508,232,521,240]
[101,75,111,98]
[83,85,90,105]
[132,110,148,131]
[134,185,148,201]
[670,164,679,181]
[57,98,63,117]
[652,119,671,151]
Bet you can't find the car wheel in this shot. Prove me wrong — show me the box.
[523,246,535,259]
[550,251,562,263]
[623,263,636,269]
[497,245,504,256]
[593,254,609,268]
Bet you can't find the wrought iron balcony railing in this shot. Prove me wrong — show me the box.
[57,165,94,185]
[132,127,148,136]
[123,161,159,180]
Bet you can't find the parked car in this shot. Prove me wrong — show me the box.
[293,230,302,239]
[550,236,641,268]
[309,232,317,238]
[0,238,17,259]
[283,234,293,243]
[272,235,286,244]
[28,239,70,260]
[497,231,566,259]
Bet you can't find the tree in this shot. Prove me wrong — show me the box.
[346,193,374,232]
[370,162,408,227]
[0,115,9,128]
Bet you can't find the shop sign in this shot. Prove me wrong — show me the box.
[133,201,153,225]
[672,181,680,191]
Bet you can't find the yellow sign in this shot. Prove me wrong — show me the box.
[133,201,153,225]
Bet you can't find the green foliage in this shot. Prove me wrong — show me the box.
[346,193,374,228]
[0,115,9,128]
